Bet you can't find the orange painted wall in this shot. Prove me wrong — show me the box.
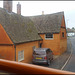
[60,28,67,54]
[60,16,67,54]
[40,34,60,55]
[39,16,67,55]
[0,24,13,44]
[0,24,15,61]
[16,41,40,63]
[0,45,15,61]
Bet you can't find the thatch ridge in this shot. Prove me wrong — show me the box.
[29,11,64,33]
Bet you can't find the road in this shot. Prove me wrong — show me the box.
[63,37,75,72]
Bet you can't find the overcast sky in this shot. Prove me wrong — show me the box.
[0,1,75,28]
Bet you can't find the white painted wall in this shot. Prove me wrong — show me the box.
[67,33,75,36]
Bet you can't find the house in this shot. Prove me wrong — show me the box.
[67,33,75,37]
[30,12,67,55]
[67,28,75,37]
[0,8,42,63]
[0,0,67,64]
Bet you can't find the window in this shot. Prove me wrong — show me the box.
[18,50,24,62]
[33,46,36,50]
[45,33,53,39]
[62,32,64,37]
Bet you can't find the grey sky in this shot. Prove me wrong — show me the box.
[0,1,75,28]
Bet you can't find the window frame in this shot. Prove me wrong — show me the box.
[45,33,53,40]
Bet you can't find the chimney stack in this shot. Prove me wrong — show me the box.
[17,2,21,15]
[3,0,12,13]
[42,11,44,15]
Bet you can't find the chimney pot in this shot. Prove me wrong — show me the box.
[3,0,12,13]
[17,2,21,15]
[42,11,44,15]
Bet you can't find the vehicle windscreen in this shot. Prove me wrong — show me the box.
[33,50,46,55]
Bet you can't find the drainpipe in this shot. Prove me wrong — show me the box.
[14,44,16,61]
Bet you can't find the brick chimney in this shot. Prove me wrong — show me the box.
[42,11,44,15]
[3,0,12,13]
[17,2,21,15]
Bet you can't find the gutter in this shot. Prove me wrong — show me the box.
[38,32,59,34]
[15,39,43,45]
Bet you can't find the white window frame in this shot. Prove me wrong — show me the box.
[45,33,54,40]
[18,50,24,62]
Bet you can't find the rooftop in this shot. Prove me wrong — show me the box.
[29,11,64,34]
[0,8,42,44]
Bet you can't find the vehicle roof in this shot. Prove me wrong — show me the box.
[34,48,50,51]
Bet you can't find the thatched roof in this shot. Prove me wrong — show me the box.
[0,8,42,44]
[29,12,64,34]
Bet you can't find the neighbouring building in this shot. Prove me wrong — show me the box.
[30,12,67,55]
[0,8,42,63]
[67,28,75,37]
[67,33,75,37]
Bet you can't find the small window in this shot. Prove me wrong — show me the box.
[45,33,53,39]
[18,50,24,62]
[33,46,36,50]
[62,32,64,37]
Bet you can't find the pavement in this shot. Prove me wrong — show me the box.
[48,37,72,70]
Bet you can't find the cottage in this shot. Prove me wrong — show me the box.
[30,12,67,55]
[0,8,42,63]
